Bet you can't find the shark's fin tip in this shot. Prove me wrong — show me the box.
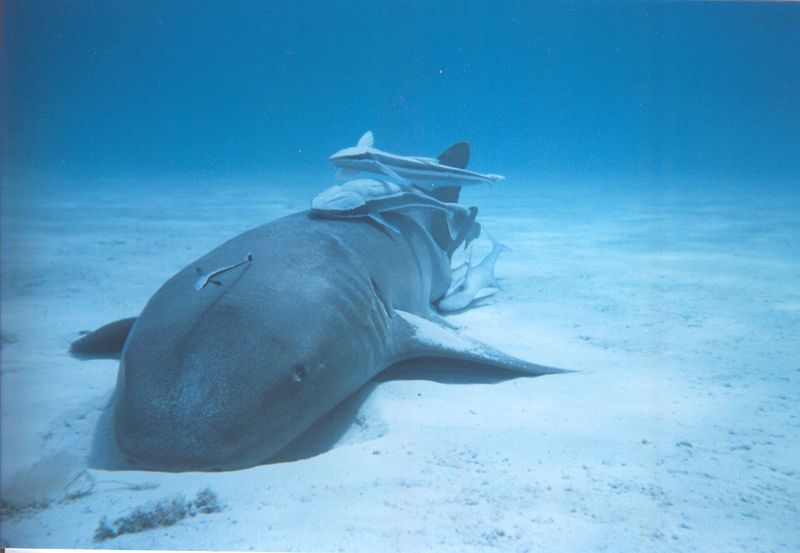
[390,310,570,377]
[437,141,470,169]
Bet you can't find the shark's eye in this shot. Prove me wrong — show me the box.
[292,365,306,383]
[456,284,466,292]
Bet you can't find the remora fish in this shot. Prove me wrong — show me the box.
[194,253,253,291]
[438,238,511,312]
[310,178,471,237]
[71,175,564,474]
[329,131,505,189]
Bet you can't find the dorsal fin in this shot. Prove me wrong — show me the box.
[437,141,470,168]
[357,131,374,148]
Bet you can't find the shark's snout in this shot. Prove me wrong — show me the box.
[113,360,250,470]
[112,329,288,471]
[110,274,330,471]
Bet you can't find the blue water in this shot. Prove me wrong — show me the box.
[3,1,799,186]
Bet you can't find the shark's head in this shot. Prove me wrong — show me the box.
[112,246,375,471]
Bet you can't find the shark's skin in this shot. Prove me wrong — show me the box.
[329,132,505,189]
[77,208,567,472]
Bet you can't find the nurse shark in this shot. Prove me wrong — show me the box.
[71,139,565,471]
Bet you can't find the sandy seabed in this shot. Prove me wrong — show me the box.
[1,176,798,552]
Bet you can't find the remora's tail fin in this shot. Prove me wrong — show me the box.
[389,310,572,377]
[70,317,138,359]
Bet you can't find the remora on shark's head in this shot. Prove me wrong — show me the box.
[329,131,505,189]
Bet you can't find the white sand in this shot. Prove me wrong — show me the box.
[1,177,798,551]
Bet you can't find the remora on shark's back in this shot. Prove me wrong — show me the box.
[71,136,566,472]
[310,178,474,238]
[329,131,505,189]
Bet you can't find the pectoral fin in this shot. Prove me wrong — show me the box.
[389,310,570,377]
[70,317,138,359]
